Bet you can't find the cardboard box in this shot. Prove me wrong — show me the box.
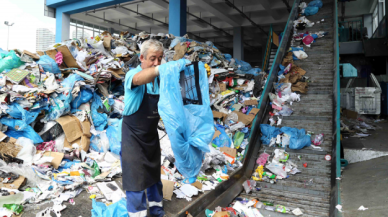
[102,31,113,51]
[1,175,26,189]
[212,111,227,119]
[56,116,84,143]
[64,135,90,152]
[80,119,92,137]
[38,45,79,68]
[220,147,237,158]
[243,100,258,106]
[219,83,227,92]
[161,179,174,201]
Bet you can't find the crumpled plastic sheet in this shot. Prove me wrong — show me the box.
[37,55,61,74]
[91,92,108,131]
[106,123,121,156]
[71,88,93,109]
[0,50,24,73]
[213,124,231,148]
[304,6,319,16]
[0,159,47,186]
[308,0,323,8]
[158,59,214,179]
[91,198,128,217]
[260,124,281,145]
[280,127,311,149]
[1,118,43,143]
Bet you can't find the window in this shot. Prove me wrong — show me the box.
[44,0,56,18]
[373,5,378,33]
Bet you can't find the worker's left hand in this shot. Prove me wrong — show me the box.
[158,59,191,75]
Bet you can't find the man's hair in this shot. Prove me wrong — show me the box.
[140,39,164,59]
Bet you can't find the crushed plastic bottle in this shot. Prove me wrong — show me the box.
[312,133,324,146]
[3,204,23,215]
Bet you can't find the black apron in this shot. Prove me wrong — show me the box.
[121,79,161,191]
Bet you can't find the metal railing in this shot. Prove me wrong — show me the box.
[338,19,364,42]
[261,25,273,72]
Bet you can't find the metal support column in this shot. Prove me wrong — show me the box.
[233,26,244,60]
[55,9,70,42]
[168,0,187,36]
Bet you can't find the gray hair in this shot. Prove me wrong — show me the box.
[140,39,164,59]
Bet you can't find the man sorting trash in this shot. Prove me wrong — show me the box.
[121,39,166,217]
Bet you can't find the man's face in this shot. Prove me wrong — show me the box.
[140,48,163,69]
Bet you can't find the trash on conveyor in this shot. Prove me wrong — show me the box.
[0,28,266,215]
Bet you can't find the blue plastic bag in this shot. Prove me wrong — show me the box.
[106,124,121,156]
[278,64,285,76]
[245,67,261,76]
[158,59,214,179]
[91,199,128,217]
[308,0,323,8]
[213,124,232,148]
[71,89,93,109]
[280,127,311,149]
[37,55,61,74]
[235,59,252,72]
[1,118,43,144]
[91,92,108,131]
[223,54,232,62]
[6,103,41,124]
[304,6,319,16]
[260,124,281,145]
[62,74,84,89]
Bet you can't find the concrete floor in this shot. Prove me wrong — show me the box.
[341,156,388,217]
[341,120,388,216]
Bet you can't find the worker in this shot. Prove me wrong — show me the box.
[121,39,166,217]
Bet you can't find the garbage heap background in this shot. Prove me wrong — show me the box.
[0,29,267,216]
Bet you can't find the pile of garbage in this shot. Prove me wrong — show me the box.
[341,109,384,138]
[204,193,304,217]
[0,28,265,215]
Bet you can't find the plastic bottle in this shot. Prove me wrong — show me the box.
[261,201,274,206]
[3,204,23,215]
[313,133,324,146]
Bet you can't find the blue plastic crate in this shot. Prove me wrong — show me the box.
[340,63,357,77]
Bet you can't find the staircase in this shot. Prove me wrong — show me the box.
[268,48,277,71]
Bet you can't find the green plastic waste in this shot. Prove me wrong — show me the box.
[233,131,245,149]
[92,161,101,178]
[0,50,24,73]
[3,204,23,215]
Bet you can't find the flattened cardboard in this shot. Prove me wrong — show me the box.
[64,136,90,152]
[233,108,259,125]
[56,45,79,68]
[40,151,64,169]
[213,211,230,217]
[102,32,113,51]
[80,119,92,137]
[8,137,17,144]
[108,68,125,79]
[219,83,227,92]
[1,175,26,189]
[213,130,221,140]
[243,100,258,106]
[292,65,306,76]
[161,179,174,200]
[220,147,237,158]
[23,50,40,60]
[212,111,227,119]
[56,116,83,143]
[39,46,79,68]
[191,181,203,190]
